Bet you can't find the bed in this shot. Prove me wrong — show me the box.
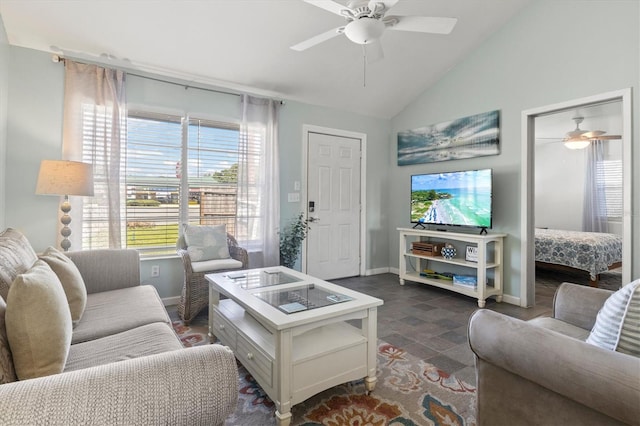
[535,228,622,285]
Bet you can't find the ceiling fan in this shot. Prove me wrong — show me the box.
[290,0,458,61]
[560,116,622,149]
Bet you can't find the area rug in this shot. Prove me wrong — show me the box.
[172,313,476,426]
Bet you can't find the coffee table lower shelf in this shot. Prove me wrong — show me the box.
[212,299,372,425]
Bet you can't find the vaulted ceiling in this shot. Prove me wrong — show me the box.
[0,0,532,118]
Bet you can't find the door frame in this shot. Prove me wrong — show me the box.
[301,124,367,277]
[520,88,632,307]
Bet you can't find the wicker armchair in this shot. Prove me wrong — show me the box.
[176,233,248,324]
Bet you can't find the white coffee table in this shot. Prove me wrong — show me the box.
[206,267,383,426]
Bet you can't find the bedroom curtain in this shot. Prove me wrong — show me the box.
[237,94,280,267]
[62,60,127,249]
[582,140,608,233]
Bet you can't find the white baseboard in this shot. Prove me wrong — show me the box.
[364,267,391,276]
[500,294,521,306]
[162,296,180,307]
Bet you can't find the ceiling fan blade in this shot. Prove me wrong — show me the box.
[364,40,384,63]
[303,0,348,16]
[588,134,622,140]
[386,16,458,34]
[290,27,343,51]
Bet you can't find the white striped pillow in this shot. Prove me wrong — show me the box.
[586,279,640,357]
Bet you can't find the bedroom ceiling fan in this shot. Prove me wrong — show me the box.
[561,116,622,149]
[538,116,622,150]
[290,0,458,62]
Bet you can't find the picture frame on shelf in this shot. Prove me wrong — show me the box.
[465,245,478,262]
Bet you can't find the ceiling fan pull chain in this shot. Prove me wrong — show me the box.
[362,45,367,87]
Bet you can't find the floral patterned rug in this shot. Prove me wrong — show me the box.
[172,312,476,426]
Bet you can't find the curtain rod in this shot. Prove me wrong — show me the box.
[53,54,285,104]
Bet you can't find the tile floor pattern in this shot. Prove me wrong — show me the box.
[329,267,622,386]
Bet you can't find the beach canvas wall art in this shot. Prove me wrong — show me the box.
[397,110,500,166]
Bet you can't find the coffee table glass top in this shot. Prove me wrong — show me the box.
[253,284,353,314]
[225,269,302,289]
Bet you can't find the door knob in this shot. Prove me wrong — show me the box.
[308,217,320,223]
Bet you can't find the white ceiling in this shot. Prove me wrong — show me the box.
[0,0,533,118]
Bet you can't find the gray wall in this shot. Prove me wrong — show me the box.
[4,47,391,299]
[389,0,640,300]
[0,16,8,229]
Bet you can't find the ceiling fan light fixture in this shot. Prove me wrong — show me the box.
[563,139,590,150]
[344,18,385,44]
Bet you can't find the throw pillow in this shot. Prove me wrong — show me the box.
[0,297,17,384]
[183,224,231,262]
[0,228,39,301]
[39,246,88,327]
[586,279,640,357]
[5,260,72,380]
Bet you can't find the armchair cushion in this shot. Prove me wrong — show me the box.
[191,257,244,273]
[586,279,640,356]
[183,224,231,261]
[5,260,72,380]
[39,246,87,327]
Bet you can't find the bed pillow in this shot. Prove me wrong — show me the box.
[586,279,640,357]
[39,246,87,327]
[183,224,231,262]
[5,260,72,380]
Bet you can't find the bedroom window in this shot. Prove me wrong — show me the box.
[82,110,241,256]
[597,159,623,220]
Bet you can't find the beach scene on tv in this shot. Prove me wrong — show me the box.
[411,169,492,228]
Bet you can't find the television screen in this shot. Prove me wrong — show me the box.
[411,168,492,229]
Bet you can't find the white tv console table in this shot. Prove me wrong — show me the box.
[398,228,506,307]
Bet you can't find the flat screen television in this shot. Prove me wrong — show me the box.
[411,168,492,231]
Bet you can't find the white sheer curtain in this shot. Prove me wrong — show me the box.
[237,95,280,267]
[582,140,608,233]
[62,60,127,249]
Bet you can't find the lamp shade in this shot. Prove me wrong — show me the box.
[35,160,94,196]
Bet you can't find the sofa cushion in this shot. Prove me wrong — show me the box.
[586,279,640,357]
[5,260,72,379]
[39,246,87,327]
[183,224,230,262]
[0,228,39,301]
[65,322,182,372]
[0,297,17,384]
[71,285,170,344]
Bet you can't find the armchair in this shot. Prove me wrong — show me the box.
[468,282,640,426]
[177,233,248,324]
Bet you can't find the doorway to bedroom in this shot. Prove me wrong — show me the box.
[521,89,632,307]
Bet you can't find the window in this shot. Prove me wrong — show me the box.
[82,109,241,256]
[596,159,623,220]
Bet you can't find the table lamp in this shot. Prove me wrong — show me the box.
[36,160,94,251]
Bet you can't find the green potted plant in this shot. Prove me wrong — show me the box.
[279,212,309,269]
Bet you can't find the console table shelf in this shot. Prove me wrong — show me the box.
[398,228,506,307]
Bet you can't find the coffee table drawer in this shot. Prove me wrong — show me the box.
[213,309,237,348]
[237,332,273,388]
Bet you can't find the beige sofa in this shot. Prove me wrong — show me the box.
[0,228,238,425]
[469,282,640,426]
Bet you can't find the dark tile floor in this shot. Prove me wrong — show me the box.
[330,267,622,386]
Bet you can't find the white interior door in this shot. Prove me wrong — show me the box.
[305,131,361,280]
